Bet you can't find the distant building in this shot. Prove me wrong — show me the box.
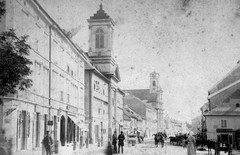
[123,105,143,134]
[125,71,164,132]
[146,104,158,137]
[123,93,149,136]
[191,116,201,135]
[164,116,186,136]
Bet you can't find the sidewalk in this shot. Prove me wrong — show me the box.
[196,148,240,155]
[232,149,240,155]
[78,142,140,155]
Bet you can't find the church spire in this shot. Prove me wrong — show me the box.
[89,3,111,20]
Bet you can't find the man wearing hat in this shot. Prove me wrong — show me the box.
[118,131,125,154]
[42,131,53,155]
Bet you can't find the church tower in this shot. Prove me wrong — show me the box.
[87,4,120,82]
[150,71,164,132]
[87,4,121,144]
[150,71,161,94]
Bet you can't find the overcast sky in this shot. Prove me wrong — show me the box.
[38,0,240,122]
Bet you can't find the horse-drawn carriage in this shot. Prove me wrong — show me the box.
[213,141,232,155]
[169,134,188,146]
[195,132,232,155]
[154,132,166,148]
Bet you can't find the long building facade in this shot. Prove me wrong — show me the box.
[0,0,88,155]
[0,0,124,155]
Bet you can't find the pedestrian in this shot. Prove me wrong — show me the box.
[105,139,113,155]
[187,131,196,155]
[118,131,125,154]
[112,131,117,153]
[42,131,53,155]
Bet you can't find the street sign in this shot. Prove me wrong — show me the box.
[48,121,53,126]
[216,129,232,133]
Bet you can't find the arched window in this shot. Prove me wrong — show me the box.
[96,28,104,48]
[153,81,156,86]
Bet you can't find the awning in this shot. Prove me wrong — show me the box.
[68,115,81,126]
[68,115,88,131]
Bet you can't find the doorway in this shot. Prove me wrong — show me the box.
[60,116,65,146]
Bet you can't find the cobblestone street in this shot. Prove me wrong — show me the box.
[84,139,240,155]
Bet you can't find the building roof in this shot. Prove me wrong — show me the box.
[123,106,142,121]
[205,106,240,116]
[209,63,240,96]
[125,89,158,103]
[208,83,240,110]
[124,94,147,120]
[90,4,110,20]
[123,110,131,121]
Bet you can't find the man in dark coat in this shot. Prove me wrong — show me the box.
[42,131,53,155]
[118,131,125,154]
[112,131,117,153]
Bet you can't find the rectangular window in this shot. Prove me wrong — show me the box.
[67,94,70,103]
[60,91,64,102]
[96,33,104,48]
[34,62,42,93]
[100,34,104,48]
[53,116,57,142]
[34,38,39,52]
[21,111,27,150]
[67,66,70,74]
[43,67,49,97]
[96,35,99,48]
[35,112,40,147]
[95,125,99,143]
[221,120,227,128]
[44,114,48,136]
[98,108,101,115]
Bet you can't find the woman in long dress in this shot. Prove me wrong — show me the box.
[187,132,196,155]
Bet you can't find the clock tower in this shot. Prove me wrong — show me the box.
[150,71,161,94]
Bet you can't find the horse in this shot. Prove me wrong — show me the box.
[169,134,187,146]
[169,136,178,145]
[206,140,216,155]
[154,132,164,147]
[196,138,208,150]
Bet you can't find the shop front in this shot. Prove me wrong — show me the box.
[216,129,233,147]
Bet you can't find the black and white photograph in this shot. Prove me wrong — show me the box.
[1,0,240,154]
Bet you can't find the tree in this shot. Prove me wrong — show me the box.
[0,2,32,97]
[0,1,5,20]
